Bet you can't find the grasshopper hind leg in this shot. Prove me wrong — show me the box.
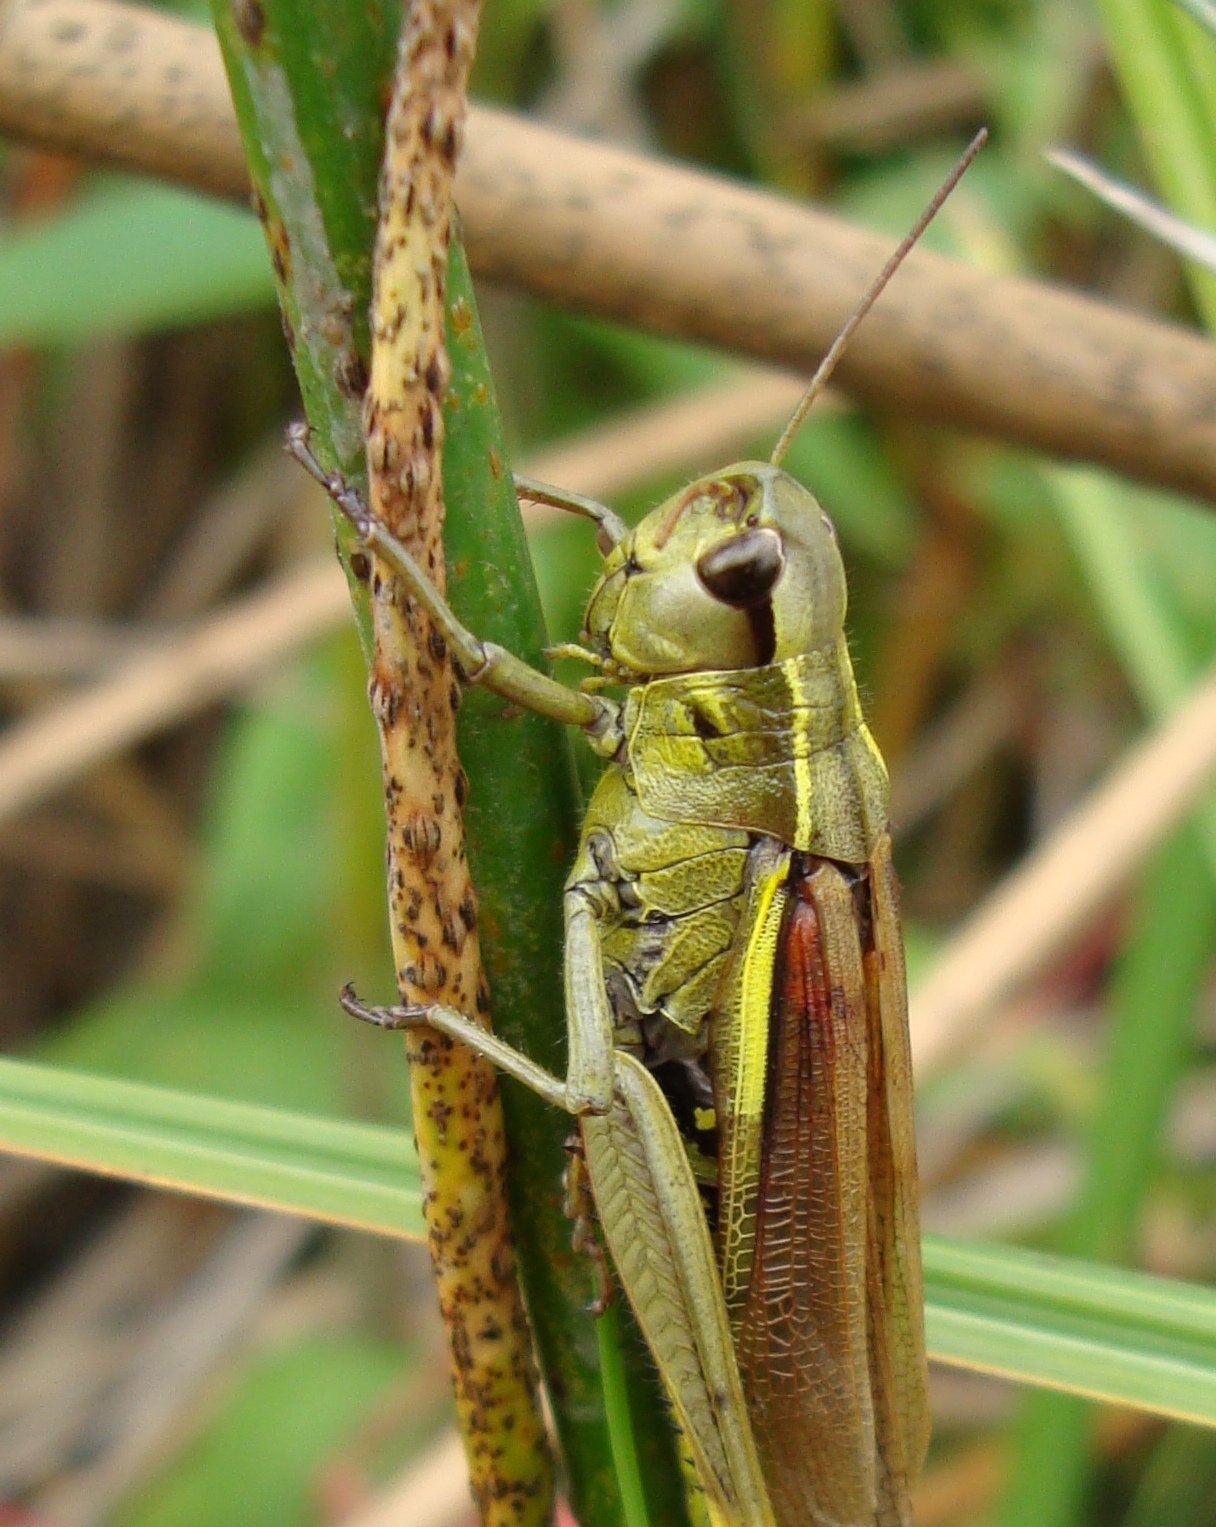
[584,1052,776,1526]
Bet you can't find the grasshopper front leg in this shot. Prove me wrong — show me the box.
[288,426,620,747]
[340,984,574,1110]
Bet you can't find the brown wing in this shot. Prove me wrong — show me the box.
[723,845,929,1527]
[729,855,878,1525]
[864,833,930,1523]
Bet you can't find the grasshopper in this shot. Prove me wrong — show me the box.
[297,131,985,1527]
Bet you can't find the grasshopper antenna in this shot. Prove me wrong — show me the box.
[769,126,988,469]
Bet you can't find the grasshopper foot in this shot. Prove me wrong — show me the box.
[285,424,375,540]
[339,983,430,1031]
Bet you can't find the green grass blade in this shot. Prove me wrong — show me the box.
[1007,465,1216,1525]
[1047,467,1216,870]
[925,1236,1216,1426]
[0,1056,421,1235]
[1092,0,1216,324]
[4,1058,1214,1433]
[1172,0,1216,38]
[443,243,692,1524]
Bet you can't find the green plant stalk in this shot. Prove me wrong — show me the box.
[1173,0,1216,123]
[1122,1425,1216,1526]
[594,1306,649,1527]
[210,3,689,1519]
[1047,470,1216,872]
[721,0,835,190]
[443,241,691,1524]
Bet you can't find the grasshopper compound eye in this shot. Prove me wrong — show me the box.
[696,526,786,609]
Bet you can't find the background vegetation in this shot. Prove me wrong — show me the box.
[0,0,1213,1523]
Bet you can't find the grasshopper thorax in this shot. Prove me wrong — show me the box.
[582,462,846,679]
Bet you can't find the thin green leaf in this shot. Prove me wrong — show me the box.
[1121,1425,1216,1527]
[1006,463,1216,1523]
[1045,466,1216,870]
[1092,0,1216,325]
[4,1054,1214,1430]
[1048,147,1216,274]
[925,1236,1216,1426]
[0,1056,421,1236]
[1173,0,1216,37]
[1000,830,1216,1525]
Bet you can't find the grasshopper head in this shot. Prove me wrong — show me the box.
[582,463,846,678]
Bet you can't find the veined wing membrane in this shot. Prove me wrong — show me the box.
[718,855,878,1524]
[864,834,930,1519]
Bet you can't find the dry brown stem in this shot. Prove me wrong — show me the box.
[912,661,1216,1072]
[0,0,1214,499]
[0,557,348,825]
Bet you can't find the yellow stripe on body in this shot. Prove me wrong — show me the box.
[720,659,812,1287]
[859,715,888,783]
[781,654,815,848]
[733,868,783,1125]
[719,860,786,1310]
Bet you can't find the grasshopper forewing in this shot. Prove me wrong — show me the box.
[716,841,927,1521]
[303,129,986,1527]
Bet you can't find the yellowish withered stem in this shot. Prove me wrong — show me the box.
[363,3,552,1521]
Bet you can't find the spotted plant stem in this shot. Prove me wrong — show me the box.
[362,4,552,1521]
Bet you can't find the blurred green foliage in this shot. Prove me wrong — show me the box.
[35,652,402,1119]
[124,1335,414,1526]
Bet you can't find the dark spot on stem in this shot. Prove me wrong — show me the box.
[335,350,368,399]
[232,0,265,47]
